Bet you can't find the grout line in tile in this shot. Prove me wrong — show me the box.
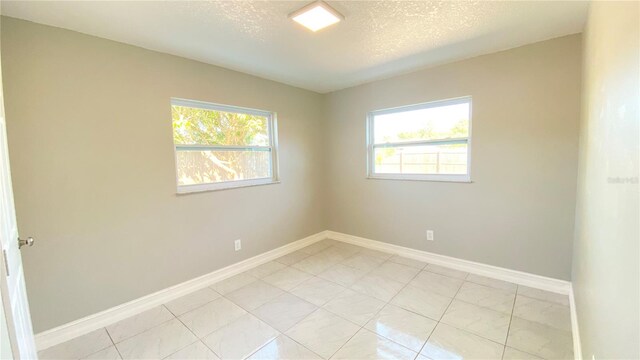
[104,305,178,345]
[449,281,517,316]
[160,340,201,360]
[505,286,572,358]
[81,328,119,360]
[282,258,376,359]
[326,259,425,359]
[245,333,324,360]
[164,293,223,320]
[179,293,263,358]
[103,326,124,360]
[415,270,469,358]
[515,292,570,309]
[243,336,279,360]
[167,304,204,342]
[284,334,325,359]
[104,318,179,358]
[504,345,546,360]
[502,285,520,359]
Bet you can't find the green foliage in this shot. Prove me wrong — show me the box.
[449,119,469,138]
[172,105,271,184]
[395,118,469,142]
[172,105,268,146]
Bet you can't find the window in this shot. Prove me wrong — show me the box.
[171,98,278,193]
[367,97,472,182]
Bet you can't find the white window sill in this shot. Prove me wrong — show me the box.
[177,178,280,194]
[367,174,472,183]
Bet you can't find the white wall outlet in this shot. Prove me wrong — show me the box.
[234,239,242,251]
[426,230,434,241]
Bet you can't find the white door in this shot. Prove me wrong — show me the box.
[0,32,38,359]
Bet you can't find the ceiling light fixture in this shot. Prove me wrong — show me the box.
[289,0,344,32]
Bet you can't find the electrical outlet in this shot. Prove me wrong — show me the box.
[234,239,242,251]
[426,230,434,241]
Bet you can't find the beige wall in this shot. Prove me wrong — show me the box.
[572,2,640,359]
[0,17,326,332]
[325,35,582,280]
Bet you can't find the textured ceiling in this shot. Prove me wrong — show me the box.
[0,1,589,93]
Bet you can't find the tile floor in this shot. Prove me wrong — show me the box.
[38,239,574,360]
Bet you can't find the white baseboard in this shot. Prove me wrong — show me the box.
[569,284,583,360]
[34,231,327,351]
[36,229,576,353]
[326,230,572,295]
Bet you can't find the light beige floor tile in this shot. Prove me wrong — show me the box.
[290,276,347,306]
[164,288,221,316]
[359,248,393,260]
[440,300,511,344]
[248,261,288,278]
[370,261,421,283]
[332,242,364,253]
[300,241,333,255]
[226,280,284,310]
[341,254,386,271]
[317,246,358,262]
[409,271,464,298]
[388,255,428,269]
[425,264,469,279]
[38,328,113,360]
[316,239,341,247]
[420,323,504,360]
[210,272,257,295]
[513,295,571,331]
[350,273,406,302]
[323,289,385,326]
[82,346,121,360]
[248,335,321,360]
[507,317,573,359]
[364,304,436,352]
[285,309,360,359]
[276,250,312,266]
[164,341,220,360]
[329,244,362,257]
[252,293,317,332]
[106,305,174,343]
[203,314,279,360]
[391,285,452,320]
[178,297,247,337]
[455,281,516,314]
[465,274,518,292]
[116,318,197,360]
[263,267,314,291]
[318,264,369,287]
[517,286,569,306]
[292,253,339,275]
[331,328,417,360]
[502,347,542,359]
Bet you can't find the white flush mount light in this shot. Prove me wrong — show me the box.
[289,0,344,32]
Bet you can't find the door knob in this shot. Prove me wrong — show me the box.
[18,237,34,249]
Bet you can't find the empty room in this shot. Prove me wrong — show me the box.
[0,1,638,359]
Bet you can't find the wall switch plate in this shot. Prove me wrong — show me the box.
[234,239,242,251]
[426,230,434,241]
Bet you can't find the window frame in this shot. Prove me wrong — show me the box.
[366,96,472,183]
[171,98,280,194]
